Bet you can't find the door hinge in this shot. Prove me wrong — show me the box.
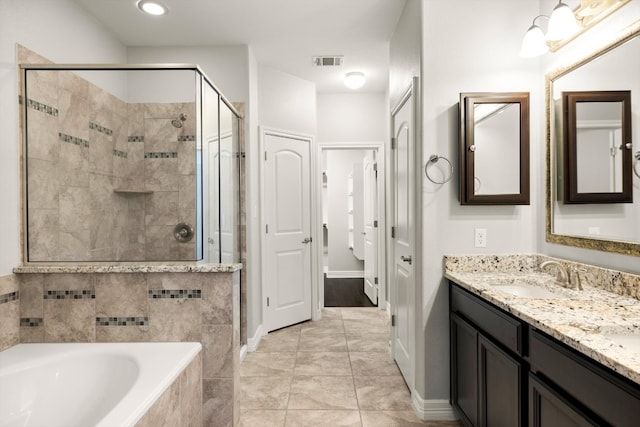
[391,137,396,150]
[391,226,396,238]
[373,220,378,228]
[266,224,269,234]
[264,151,267,161]
[391,314,396,327]
[267,297,270,307]
[374,277,379,285]
[373,162,378,172]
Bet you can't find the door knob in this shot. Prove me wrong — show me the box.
[400,255,412,265]
[302,237,313,244]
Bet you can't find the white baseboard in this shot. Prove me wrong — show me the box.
[326,270,364,279]
[247,324,267,352]
[411,391,458,421]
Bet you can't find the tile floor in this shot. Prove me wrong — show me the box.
[239,307,461,427]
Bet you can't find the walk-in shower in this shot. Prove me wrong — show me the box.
[20,63,242,264]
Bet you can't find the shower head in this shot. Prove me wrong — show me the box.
[171,113,187,128]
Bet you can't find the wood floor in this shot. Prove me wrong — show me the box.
[324,277,376,308]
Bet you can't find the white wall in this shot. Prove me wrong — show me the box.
[127,46,250,106]
[317,93,387,142]
[0,0,127,275]
[325,150,367,275]
[258,65,317,135]
[406,0,541,404]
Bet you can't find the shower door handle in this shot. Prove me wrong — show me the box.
[302,237,312,244]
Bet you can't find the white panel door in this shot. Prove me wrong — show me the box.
[219,132,234,263]
[392,88,415,389]
[264,131,312,332]
[363,154,378,304]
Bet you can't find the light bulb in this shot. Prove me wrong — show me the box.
[547,1,580,41]
[137,0,168,16]
[520,24,549,58]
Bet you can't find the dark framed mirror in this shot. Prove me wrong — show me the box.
[459,92,530,205]
[562,90,633,204]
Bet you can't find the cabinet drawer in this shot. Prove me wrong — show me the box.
[450,283,524,355]
[530,329,640,427]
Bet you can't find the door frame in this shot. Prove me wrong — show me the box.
[389,77,422,391]
[315,142,387,315]
[259,126,319,327]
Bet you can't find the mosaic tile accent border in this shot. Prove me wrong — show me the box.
[20,317,43,327]
[44,290,96,300]
[178,135,196,142]
[128,136,144,142]
[96,316,148,326]
[148,289,201,299]
[59,132,89,148]
[27,98,58,117]
[89,122,113,136]
[144,152,178,159]
[0,291,19,304]
[113,149,128,158]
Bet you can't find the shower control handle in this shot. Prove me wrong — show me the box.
[400,255,412,265]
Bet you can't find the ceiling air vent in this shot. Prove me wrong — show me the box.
[313,56,343,67]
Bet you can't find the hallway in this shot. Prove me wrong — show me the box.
[239,308,460,426]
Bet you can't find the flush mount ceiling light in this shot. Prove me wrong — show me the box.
[520,0,630,58]
[344,71,366,89]
[137,0,168,16]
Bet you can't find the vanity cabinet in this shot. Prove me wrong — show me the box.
[450,285,524,427]
[450,281,640,427]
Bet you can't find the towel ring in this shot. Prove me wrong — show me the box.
[634,152,640,179]
[425,155,453,184]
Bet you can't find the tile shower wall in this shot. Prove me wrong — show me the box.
[0,274,19,351]
[17,270,239,427]
[22,47,197,261]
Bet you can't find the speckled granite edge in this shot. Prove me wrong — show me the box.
[13,263,243,274]
[444,253,640,301]
[444,254,640,386]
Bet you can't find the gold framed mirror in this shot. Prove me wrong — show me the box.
[546,20,640,256]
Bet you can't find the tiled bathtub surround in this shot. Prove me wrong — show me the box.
[135,351,203,427]
[0,274,19,351]
[14,265,240,427]
[444,254,640,386]
[20,45,198,262]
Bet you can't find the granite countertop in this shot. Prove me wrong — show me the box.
[445,268,640,386]
[13,262,243,274]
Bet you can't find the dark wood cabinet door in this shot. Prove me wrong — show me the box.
[478,335,522,427]
[451,314,478,427]
[529,373,598,427]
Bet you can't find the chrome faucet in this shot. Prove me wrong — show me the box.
[539,260,584,290]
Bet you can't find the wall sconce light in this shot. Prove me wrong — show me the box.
[520,0,630,58]
[344,72,366,90]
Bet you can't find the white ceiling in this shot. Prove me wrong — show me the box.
[72,0,406,93]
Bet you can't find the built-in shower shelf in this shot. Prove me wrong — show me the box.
[113,188,154,195]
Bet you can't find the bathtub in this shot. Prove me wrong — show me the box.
[0,342,201,427]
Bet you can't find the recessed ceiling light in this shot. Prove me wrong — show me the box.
[137,0,168,16]
[344,71,366,90]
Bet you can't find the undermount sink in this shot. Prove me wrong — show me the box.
[602,334,640,352]
[490,283,566,299]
